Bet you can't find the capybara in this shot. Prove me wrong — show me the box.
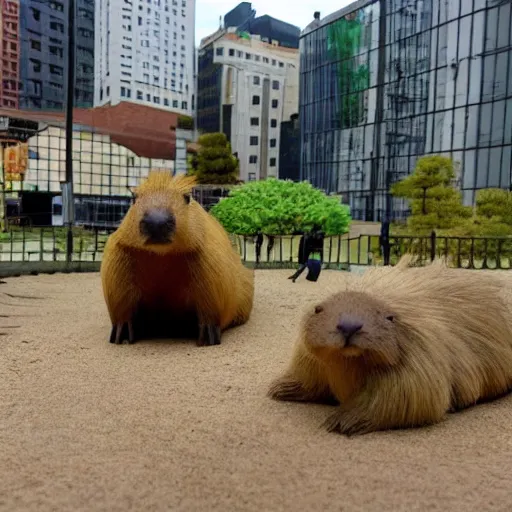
[100,170,254,346]
[269,256,512,435]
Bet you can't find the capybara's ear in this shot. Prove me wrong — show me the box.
[183,193,191,204]
[128,186,138,204]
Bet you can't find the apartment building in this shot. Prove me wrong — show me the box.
[94,0,196,116]
[197,29,299,181]
[0,0,20,109]
[18,0,95,110]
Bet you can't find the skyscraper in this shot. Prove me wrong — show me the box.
[94,0,195,115]
[18,0,95,110]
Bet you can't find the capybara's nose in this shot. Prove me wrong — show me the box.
[140,209,176,242]
[337,319,363,342]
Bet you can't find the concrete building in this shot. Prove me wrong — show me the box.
[0,0,20,109]
[94,0,196,116]
[18,0,95,110]
[300,0,512,221]
[197,29,299,182]
[224,2,300,49]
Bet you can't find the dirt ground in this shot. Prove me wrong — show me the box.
[1,268,512,512]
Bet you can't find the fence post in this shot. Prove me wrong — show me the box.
[255,233,262,264]
[430,230,436,262]
[380,220,390,266]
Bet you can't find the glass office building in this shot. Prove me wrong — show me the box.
[299,0,512,221]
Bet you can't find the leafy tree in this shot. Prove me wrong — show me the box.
[210,178,351,236]
[391,155,472,233]
[187,132,239,185]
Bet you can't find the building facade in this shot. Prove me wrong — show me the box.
[0,0,20,109]
[279,113,300,181]
[197,29,299,181]
[94,0,196,116]
[300,0,512,221]
[18,0,95,110]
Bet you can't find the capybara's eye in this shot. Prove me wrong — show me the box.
[314,306,323,314]
[386,315,394,322]
[183,193,191,204]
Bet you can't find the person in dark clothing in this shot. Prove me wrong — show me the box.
[379,218,391,266]
[288,225,325,283]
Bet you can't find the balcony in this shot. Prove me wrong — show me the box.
[42,84,64,102]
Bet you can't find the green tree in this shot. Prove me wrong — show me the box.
[188,132,239,185]
[209,178,351,236]
[391,155,472,233]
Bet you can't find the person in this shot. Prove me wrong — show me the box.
[380,218,391,266]
[288,225,325,283]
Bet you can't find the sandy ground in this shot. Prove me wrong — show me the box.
[2,268,512,512]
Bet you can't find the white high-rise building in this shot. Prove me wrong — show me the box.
[94,0,195,115]
[197,29,300,182]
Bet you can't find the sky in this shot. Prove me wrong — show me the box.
[194,0,354,44]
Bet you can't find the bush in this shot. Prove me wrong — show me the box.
[391,155,472,233]
[177,115,194,130]
[210,178,351,236]
[188,132,239,185]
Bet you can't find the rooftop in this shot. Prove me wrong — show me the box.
[0,102,184,160]
[200,29,299,55]
[301,0,374,37]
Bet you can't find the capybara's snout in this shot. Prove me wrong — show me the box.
[140,208,176,243]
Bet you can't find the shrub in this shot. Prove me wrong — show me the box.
[177,115,194,130]
[188,133,239,185]
[391,155,472,233]
[210,178,351,235]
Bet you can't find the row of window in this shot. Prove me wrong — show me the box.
[133,18,186,33]
[252,96,279,108]
[216,46,286,69]
[120,86,188,109]
[248,137,277,147]
[250,117,278,128]
[29,59,63,76]
[251,76,280,90]
[123,0,187,18]
[248,157,277,166]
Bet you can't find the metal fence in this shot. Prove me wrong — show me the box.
[1,227,511,272]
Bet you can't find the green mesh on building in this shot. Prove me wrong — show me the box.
[327,15,370,128]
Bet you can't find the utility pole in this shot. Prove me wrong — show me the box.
[63,0,76,263]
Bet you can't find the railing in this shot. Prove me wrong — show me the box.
[1,226,511,271]
[0,226,115,265]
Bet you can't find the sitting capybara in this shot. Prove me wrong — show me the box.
[100,171,254,346]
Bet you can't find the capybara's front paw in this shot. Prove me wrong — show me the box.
[322,408,375,437]
[109,321,135,344]
[268,377,309,402]
[197,323,221,347]
[268,377,338,404]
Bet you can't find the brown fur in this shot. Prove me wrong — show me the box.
[268,256,512,435]
[100,170,254,345]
